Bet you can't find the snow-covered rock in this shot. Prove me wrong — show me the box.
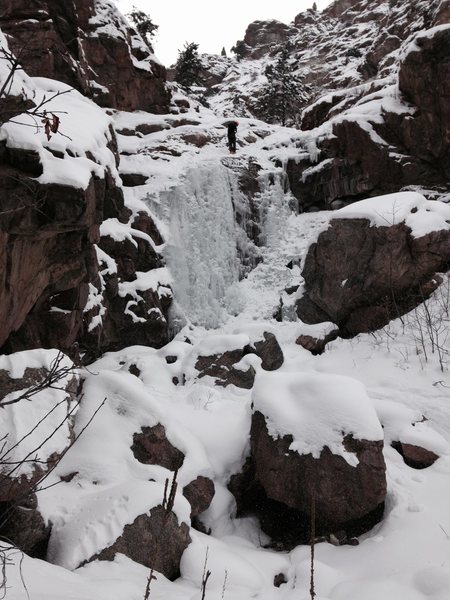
[240,370,386,543]
[297,192,450,336]
[0,0,170,113]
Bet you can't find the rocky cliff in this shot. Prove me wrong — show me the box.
[0,0,170,113]
[0,1,172,359]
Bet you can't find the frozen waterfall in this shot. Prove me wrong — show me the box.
[149,158,292,328]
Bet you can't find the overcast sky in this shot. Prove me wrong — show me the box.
[115,0,334,66]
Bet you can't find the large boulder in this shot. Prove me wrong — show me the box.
[297,192,450,335]
[231,371,386,545]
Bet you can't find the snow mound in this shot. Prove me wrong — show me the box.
[252,371,383,466]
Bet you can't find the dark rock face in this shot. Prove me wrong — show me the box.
[253,332,284,370]
[131,424,184,471]
[0,0,170,113]
[183,476,215,518]
[0,130,170,357]
[398,26,450,179]
[0,495,50,558]
[0,147,107,354]
[89,506,190,580]
[392,441,439,469]
[297,218,450,335]
[82,211,171,358]
[237,20,298,60]
[249,411,386,537]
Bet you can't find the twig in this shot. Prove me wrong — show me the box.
[310,493,316,600]
[201,548,211,600]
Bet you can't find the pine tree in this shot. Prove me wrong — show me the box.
[127,6,158,52]
[312,2,318,11]
[231,40,247,62]
[221,47,227,58]
[175,42,203,91]
[256,44,308,126]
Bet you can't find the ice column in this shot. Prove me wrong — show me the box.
[160,160,240,328]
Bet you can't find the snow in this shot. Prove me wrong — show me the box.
[194,334,251,357]
[0,349,76,478]
[118,267,173,298]
[252,371,383,466]
[100,218,161,250]
[5,209,450,600]
[334,191,450,238]
[47,480,190,571]
[0,75,119,190]
[3,4,450,599]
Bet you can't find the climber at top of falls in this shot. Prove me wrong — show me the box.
[223,120,238,154]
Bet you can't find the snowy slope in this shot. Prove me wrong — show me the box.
[5,210,450,599]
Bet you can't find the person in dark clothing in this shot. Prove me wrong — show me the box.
[226,121,238,153]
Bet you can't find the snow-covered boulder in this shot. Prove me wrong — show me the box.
[184,332,283,389]
[234,371,386,543]
[297,192,450,335]
[47,481,191,579]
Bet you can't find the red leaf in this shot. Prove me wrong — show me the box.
[51,114,60,134]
